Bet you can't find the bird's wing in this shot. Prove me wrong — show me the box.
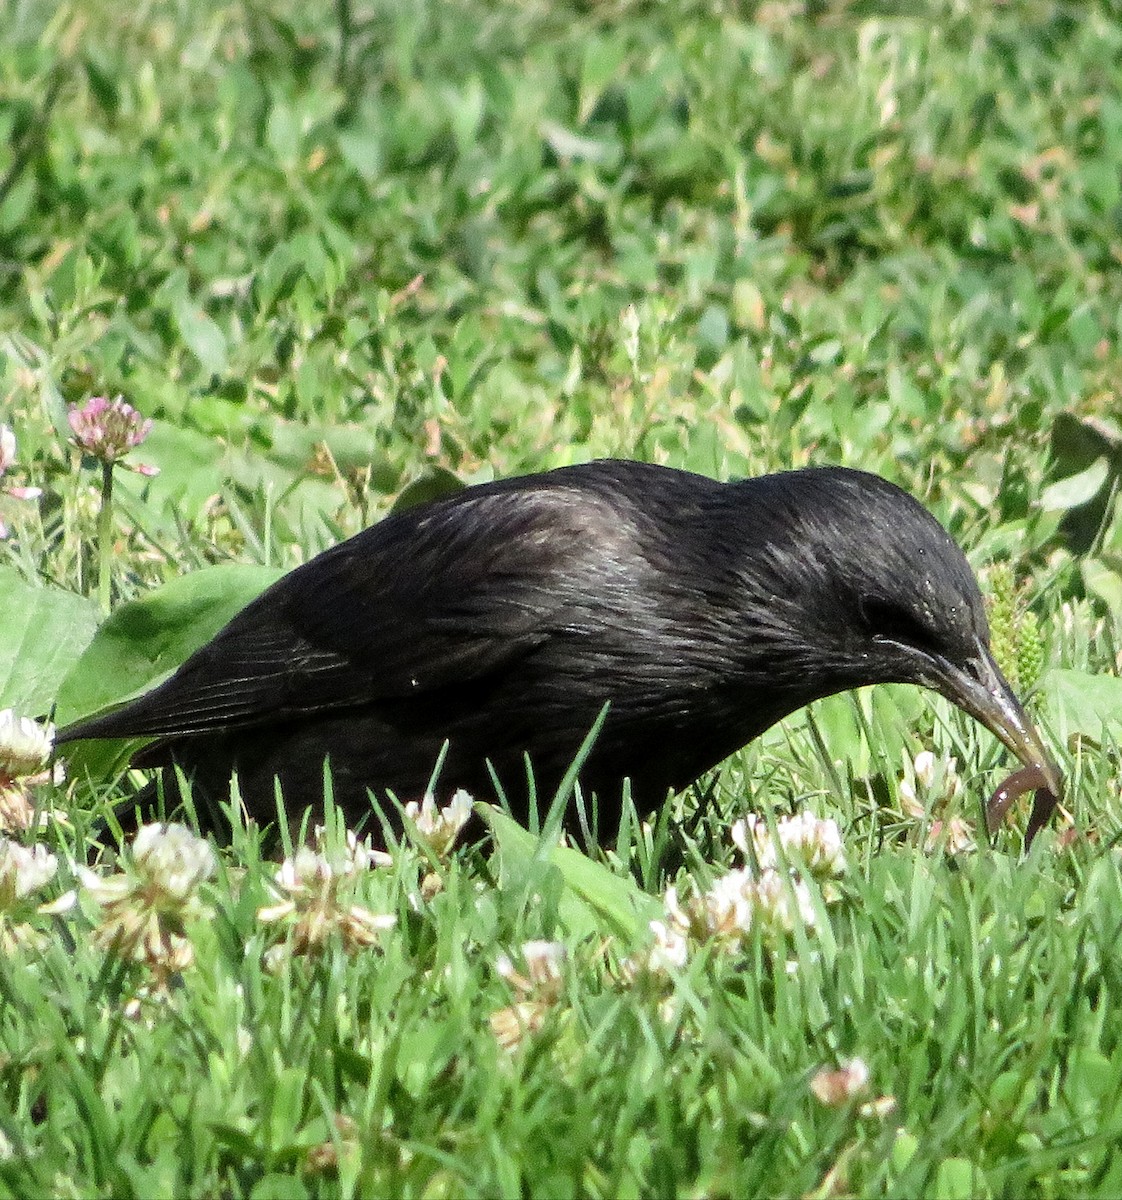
[62,485,635,740]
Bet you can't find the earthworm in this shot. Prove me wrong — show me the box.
[985,764,1059,849]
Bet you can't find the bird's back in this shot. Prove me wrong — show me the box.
[59,461,745,828]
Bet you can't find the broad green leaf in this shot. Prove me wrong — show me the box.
[55,564,283,726]
[0,569,100,717]
[578,36,629,124]
[391,467,467,514]
[336,126,383,183]
[1066,1049,1117,1109]
[265,97,301,164]
[1038,667,1122,743]
[249,1173,309,1200]
[1081,557,1122,616]
[934,1157,980,1200]
[118,422,232,516]
[1040,458,1110,511]
[779,684,931,782]
[171,290,229,377]
[478,804,660,942]
[1050,412,1121,467]
[890,1130,920,1174]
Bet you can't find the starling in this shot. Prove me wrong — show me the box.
[57,460,1060,839]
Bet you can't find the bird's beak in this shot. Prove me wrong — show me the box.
[923,639,1062,800]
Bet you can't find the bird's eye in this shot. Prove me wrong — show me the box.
[859,597,941,655]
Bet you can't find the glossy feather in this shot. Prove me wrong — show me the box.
[59,460,997,837]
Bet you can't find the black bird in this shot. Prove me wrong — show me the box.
[57,460,1060,840]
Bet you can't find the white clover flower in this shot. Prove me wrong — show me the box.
[776,812,847,879]
[277,826,392,888]
[702,867,756,940]
[897,776,919,814]
[497,940,567,1000]
[731,814,774,868]
[619,915,691,983]
[259,830,395,965]
[273,845,333,896]
[0,839,57,906]
[810,1057,871,1107]
[81,826,215,978]
[491,941,569,1050]
[259,899,395,970]
[0,712,65,834]
[0,710,54,779]
[899,749,962,816]
[521,940,567,988]
[132,823,216,902]
[403,789,473,858]
[624,813,850,986]
[631,870,756,975]
[645,918,690,973]
[927,816,975,855]
[752,868,818,935]
[334,826,393,872]
[913,749,938,790]
[661,884,689,930]
[732,812,847,880]
[898,750,971,852]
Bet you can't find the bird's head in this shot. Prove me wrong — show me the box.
[732,467,1062,799]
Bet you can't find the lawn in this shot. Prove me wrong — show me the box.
[2,1,1122,1195]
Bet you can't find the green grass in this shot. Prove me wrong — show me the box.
[2,0,1122,1194]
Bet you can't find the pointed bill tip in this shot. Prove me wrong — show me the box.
[927,643,1061,835]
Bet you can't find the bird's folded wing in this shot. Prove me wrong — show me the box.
[60,486,629,741]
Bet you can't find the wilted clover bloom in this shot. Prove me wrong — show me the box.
[403,789,473,859]
[82,822,216,978]
[490,941,568,1051]
[258,829,395,970]
[810,1057,872,1107]
[496,940,567,1002]
[68,395,154,465]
